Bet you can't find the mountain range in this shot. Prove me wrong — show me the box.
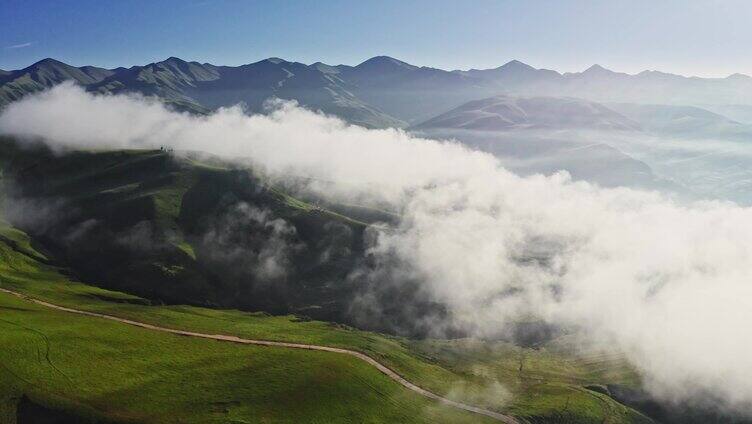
[6,55,752,202]
[3,56,752,128]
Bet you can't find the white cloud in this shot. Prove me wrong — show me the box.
[3,83,752,413]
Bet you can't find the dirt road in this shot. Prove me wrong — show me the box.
[0,287,519,423]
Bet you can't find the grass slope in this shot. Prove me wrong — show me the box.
[0,222,651,423]
[0,292,494,424]
[0,142,375,319]
[0,207,489,422]
[0,143,653,423]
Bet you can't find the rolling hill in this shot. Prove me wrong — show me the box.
[0,229,498,424]
[606,103,748,137]
[410,96,682,192]
[413,95,640,131]
[0,223,653,424]
[0,138,381,328]
[0,138,666,423]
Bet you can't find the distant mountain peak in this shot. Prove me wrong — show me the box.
[355,56,417,71]
[244,57,292,67]
[498,59,534,71]
[634,69,689,81]
[163,56,188,64]
[28,58,68,68]
[583,64,613,74]
[311,61,339,74]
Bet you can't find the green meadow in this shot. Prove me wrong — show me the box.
[0,218,651,423]
[0,144,652,423]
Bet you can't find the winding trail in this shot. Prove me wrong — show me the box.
[0,287,518,423]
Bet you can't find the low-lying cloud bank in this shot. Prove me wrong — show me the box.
[3,83,752,414]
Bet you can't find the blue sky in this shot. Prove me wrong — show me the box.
[1,0,750,76]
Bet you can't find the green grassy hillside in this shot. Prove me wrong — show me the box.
[0,217,650,423]
[0,139,656,423]
[0,177,495,423]
[0,137,462,337]
[0,139,375,322]
[0,291,494,424]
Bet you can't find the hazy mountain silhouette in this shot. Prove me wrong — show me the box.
[410,95,683,193]
[606,103,749,138]
[3,56,752,129]
[414,95,641,131]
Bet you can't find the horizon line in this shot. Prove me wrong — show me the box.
[5,55,750,81]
